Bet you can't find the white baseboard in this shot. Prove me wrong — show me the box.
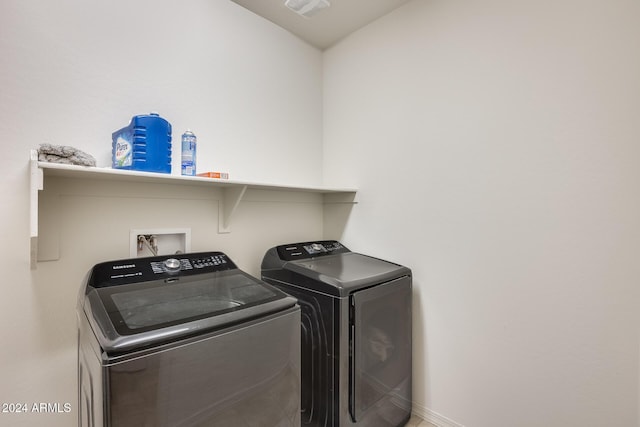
[412,401,465,427]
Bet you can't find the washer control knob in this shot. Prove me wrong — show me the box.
[164,258,181,272]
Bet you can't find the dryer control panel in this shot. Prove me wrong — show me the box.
[276,240,350,261]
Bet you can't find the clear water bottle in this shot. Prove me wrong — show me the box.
[181,130,197,176]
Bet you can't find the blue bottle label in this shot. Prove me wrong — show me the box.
[114,135,132,167]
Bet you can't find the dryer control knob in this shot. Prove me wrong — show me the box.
[164,258,181,272]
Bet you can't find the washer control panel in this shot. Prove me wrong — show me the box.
[151,258,194,274]
[276,240,350,261]
[191,254,229,269]
[88,251,237,288]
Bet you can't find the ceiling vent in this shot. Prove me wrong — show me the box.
[284,0,331,18]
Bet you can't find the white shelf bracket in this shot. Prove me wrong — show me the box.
[30,150,43,269]
[218,185,247,233]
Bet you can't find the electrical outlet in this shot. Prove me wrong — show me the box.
[130,228,191,258]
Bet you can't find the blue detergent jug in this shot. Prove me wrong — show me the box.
[112,112,172,173]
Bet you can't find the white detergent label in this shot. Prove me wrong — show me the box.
[115,136,132,167]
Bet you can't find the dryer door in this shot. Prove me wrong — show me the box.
[349,276,412,424]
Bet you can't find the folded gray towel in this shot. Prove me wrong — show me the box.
[38,144,96,167]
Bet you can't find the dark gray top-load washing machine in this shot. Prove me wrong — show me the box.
[262,241,412,427]
[78,251,300,427]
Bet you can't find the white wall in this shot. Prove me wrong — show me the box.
[0,1,323,426]
[1,0,323,183]
[324,0,640,426]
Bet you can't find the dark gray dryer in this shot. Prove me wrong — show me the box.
[78,251,300,427]
[261,241,412,427]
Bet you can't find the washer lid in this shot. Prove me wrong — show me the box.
[284,252,411,296]
[83,268,296,353]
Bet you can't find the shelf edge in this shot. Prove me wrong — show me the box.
[37,162,357,194]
